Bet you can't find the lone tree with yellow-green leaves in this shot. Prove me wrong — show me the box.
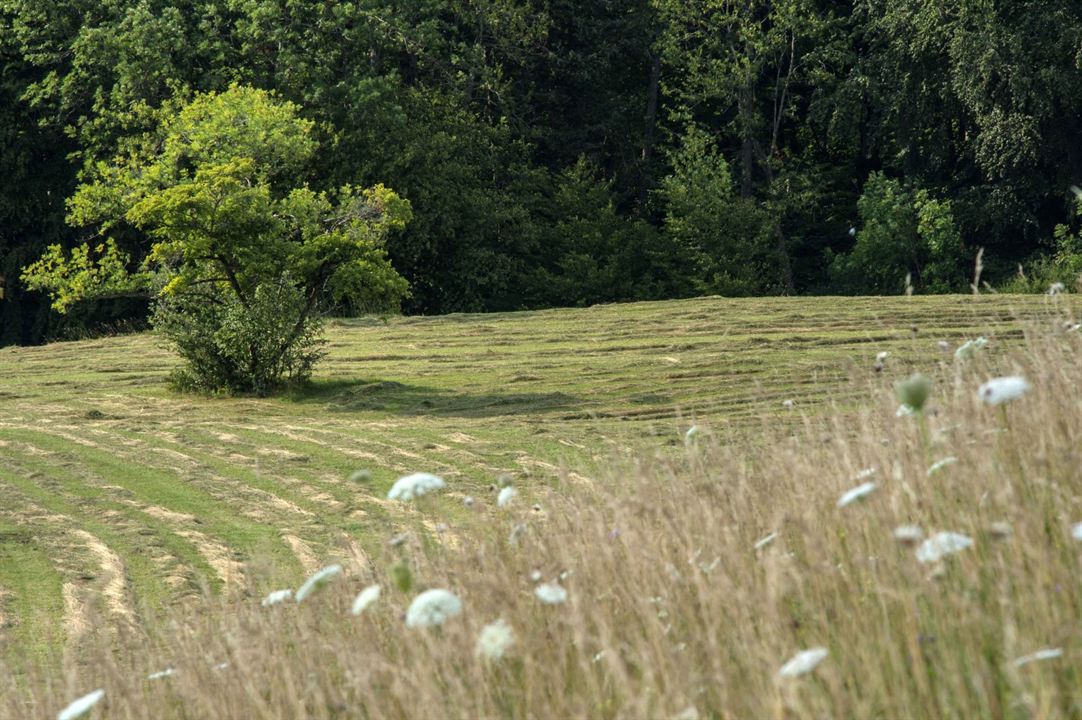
[23,85,411,395]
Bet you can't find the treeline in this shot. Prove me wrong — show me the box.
[3,0,1082,345]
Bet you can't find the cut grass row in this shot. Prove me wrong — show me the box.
[0,294,1075,666]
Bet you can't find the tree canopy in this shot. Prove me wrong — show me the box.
[2,0,1081,347]
[22,85,410,393]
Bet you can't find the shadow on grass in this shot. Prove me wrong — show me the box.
[285,378,579,418]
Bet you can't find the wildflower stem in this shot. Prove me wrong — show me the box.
[916,412,931,465]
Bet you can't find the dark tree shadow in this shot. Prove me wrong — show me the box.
[285,378,579,418]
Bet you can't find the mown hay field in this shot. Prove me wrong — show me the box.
[0,294,1078,718]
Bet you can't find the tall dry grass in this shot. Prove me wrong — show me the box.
[3,319,1081,719]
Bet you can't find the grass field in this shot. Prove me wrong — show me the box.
[0,293,1071,673]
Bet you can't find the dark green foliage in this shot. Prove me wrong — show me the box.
[3,0,1082,348]
[830,173,967,294]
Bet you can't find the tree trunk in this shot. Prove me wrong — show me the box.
[638,53,661,208]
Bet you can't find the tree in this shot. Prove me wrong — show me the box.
[22,85,411,394]
[830,172,965,294]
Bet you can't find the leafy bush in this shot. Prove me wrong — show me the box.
[153,276,324,396]
[831,173,966,293]
[998,198,1082,294]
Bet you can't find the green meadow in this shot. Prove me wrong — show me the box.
[0,294,1066,664]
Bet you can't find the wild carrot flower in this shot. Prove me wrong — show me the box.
[406,589,463,627]
[260,589,293,607]
[777,647,828,678]
[57,689,104,720]
[476,619,515,660]
[979,376,1031,405]
[387,472,446,500]
[927,457,957,476]
[351,584,381,616]
[295,564,343,603]
[837,481,877,508]
[673,706,700,720]
[534,582,568,604]
[1071,522,1082,541]
[916,532,973,563]
[896,373,932,413]
[1012,648,1063,667]
[497,486,517,508]
[954,337,988,360]
[893,525,923,544]
[754,532,778,550]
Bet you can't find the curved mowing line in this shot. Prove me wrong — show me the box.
[0,463,212,622]
[0,450,219,583]
[103,426,329,518]
[0,429,300,577]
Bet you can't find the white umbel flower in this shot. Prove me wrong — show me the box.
[476,618,515,660]
[837,481,877,508]
[387,472,446,500]
[57,689,104,720]
[261,589,293,607]
[1071,522,1082,541]
[954,337,988,360]
[673,706,700,720]
[916,532,973,563]
[497,486,517,508]
[893,525,924,544]
[1012,648,1063,667]
[295,564,343,603]
[927,457,958,476]
[350,584,381,616]
[406,589,463,628]
[753,532,778,550]
[534,582,568,605]
[978,376,1031,405]
[777,647,828,678]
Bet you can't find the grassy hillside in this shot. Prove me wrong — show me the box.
[0,294,1069,667]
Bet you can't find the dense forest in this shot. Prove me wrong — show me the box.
[3,0,1082,347]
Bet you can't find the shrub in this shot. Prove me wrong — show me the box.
[152,275,324,396]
